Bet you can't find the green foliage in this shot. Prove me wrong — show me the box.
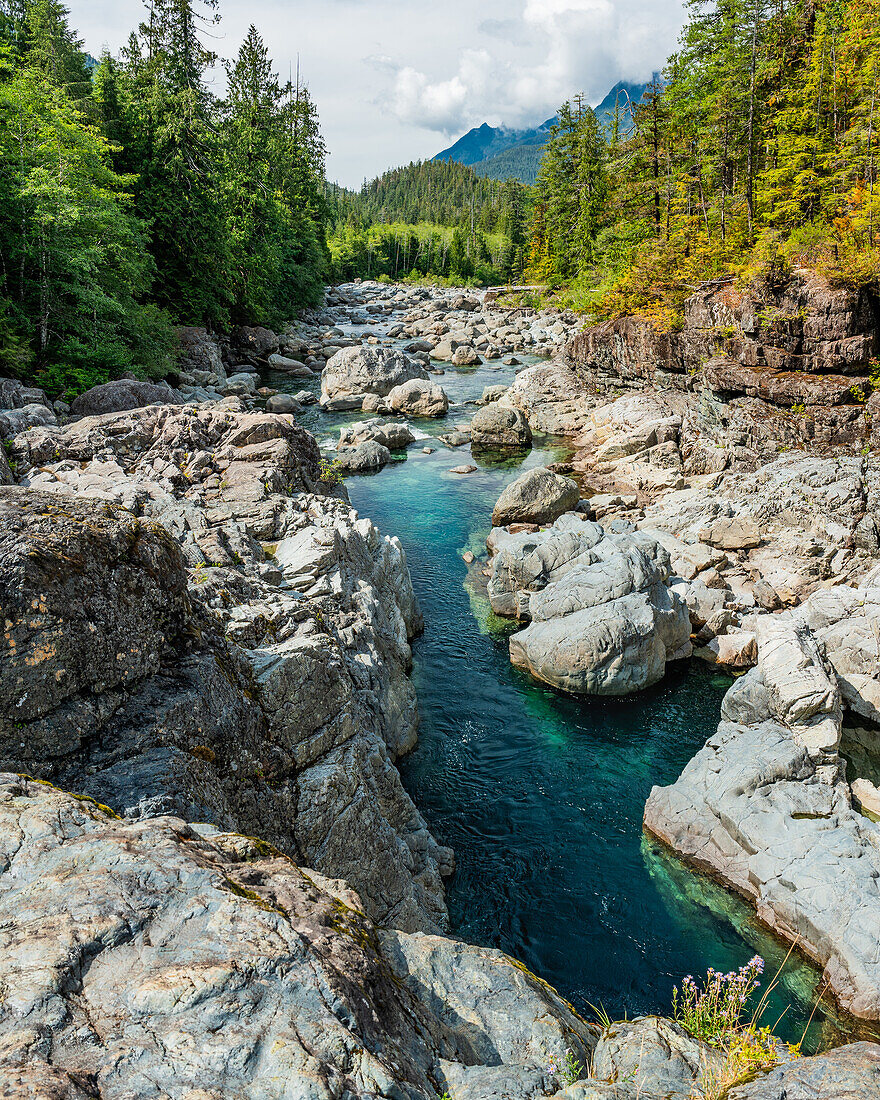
[546,1050,584,1086]
[0,0,329,396]
[221,24,325,323]
[329,158,512,231]
[327,160,534,284]
[531,98,607,283]
[327,220,509,285]
[318,457,344,486]
[0,57,175,391]
[528,0,880,321]
[673,957,765,1045]
[672,957,802,1100]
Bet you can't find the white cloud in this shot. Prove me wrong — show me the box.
[68,0,685,186]
[382,0,683,143]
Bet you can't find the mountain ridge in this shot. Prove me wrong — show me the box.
[434,79,653,184]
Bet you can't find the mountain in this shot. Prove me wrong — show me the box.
[433,118,557,169]
[471,144,546,186]
[592,79,653,129]
[433,79,653,185]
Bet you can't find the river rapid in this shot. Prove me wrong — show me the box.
[268,297,844,1052]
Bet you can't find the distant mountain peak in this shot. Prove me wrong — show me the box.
[432,79,653,185]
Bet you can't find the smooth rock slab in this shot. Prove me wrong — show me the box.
[0,775,597,1100]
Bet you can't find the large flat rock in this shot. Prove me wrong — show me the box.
[0,775,595,1100]
[644,620,880,1022]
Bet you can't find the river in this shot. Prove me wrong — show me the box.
[268,308,846,1052]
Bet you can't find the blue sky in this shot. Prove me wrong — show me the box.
[72,0,686,188]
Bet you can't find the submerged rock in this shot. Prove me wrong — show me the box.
[471,403,532,449]
[492,466,581,526]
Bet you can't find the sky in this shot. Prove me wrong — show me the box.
[71,0,687,189]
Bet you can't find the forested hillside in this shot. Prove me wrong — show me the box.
[330,159,505,228]
[0,0,328,397]
[471,144,545,185]
[327,162,531,283]
[528,0,880,323]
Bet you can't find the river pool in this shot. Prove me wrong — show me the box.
[268,326,850,1052]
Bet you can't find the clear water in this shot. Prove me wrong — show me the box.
[268,322,865,1052]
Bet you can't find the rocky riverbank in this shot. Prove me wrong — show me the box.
[475,269,880,1035]
[2,277,880,1096]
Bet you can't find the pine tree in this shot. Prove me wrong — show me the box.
[532,97,606,281]
[119,0,230,324]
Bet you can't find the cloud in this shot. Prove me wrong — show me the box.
[67,0,685,187]
[386,0,683,138]
[477,18,531,45]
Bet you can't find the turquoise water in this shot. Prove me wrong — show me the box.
[269,333,854,1052]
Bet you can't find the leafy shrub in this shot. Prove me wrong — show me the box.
[319,458,344,486]
[672,956,802,1099]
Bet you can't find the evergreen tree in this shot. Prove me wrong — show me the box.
[119,0,230,324]
[500,177,527,279]
[0,58,172,392]
[532,97,606,281]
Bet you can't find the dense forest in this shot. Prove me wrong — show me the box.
[329,160,507,229]
[0,0,328,397]
[530,0,880,323]
[327,161,530,284]
[335,0,880,314]
[5,0,877,396]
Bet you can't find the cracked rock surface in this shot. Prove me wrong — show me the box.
[1,400,449,934]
